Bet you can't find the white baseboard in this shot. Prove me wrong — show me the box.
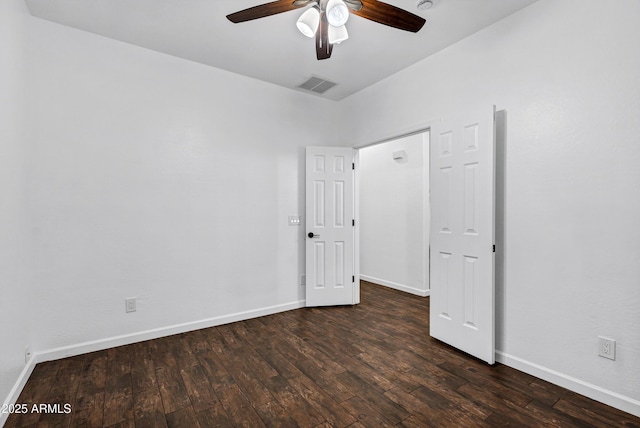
[36,300,306,363]
[0,354,37,427]
[496,351,640,418]
[360,275,429,297]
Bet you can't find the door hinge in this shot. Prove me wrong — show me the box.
[352,275,355,283]
[493,245,496,253]
[352,219,355,226]
[352,162,355,170]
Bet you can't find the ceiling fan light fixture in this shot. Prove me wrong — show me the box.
[326,0,349,27]
[226,0,425,61]
[328,24,349,44]
[296,7,320,38]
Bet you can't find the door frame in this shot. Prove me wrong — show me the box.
[353,118,438,301]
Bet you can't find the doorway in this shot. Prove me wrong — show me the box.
[305,106,496,364]
[357,131,430,297]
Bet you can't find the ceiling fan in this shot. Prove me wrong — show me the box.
[226,0,426,60]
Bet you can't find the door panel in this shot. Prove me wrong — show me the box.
[306,147,356,307]
[430,107,496,364]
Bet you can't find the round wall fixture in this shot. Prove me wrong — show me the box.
[417,0,433,10]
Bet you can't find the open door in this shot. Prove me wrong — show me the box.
[305,146,357,307]
[430,107,496,364]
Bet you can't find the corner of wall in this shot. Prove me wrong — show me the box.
[0,0,35,417]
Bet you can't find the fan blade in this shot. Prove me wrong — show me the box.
[352,0,425,33]
[227,0,307,23]
[316,12,333,60]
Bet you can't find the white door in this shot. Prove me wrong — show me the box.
[305,146,356,307]
[430,107,496,364]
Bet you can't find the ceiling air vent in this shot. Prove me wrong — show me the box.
[298,76,337,94]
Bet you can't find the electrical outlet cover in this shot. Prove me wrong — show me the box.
[598,336,616,360]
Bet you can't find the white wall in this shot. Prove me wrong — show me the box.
[24,17,343,356]
[341,0,640,415]
[359,133,429,296]
[0,0,32,412]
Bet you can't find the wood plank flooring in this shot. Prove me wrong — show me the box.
[5,281,640,427]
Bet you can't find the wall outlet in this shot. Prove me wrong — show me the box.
[25,346,31,364]
[125,298,137,313]
[598,336,616,360]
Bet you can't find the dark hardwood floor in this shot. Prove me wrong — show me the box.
[5,281,640,427]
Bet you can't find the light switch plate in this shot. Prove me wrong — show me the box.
[288,216,301,226]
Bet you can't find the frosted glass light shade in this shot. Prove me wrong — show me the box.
[296,7,320,38]
[326,0,349,27]
[328,24,348,44]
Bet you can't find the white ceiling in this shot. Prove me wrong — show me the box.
[25,0,539,101]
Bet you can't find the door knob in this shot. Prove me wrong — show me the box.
[308,232,319,238]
